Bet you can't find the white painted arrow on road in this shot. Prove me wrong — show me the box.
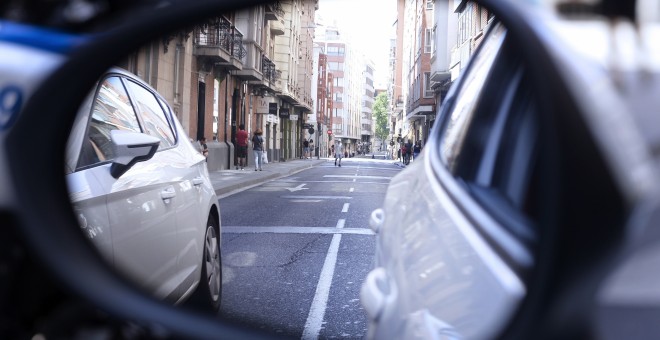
[286,183,308,192]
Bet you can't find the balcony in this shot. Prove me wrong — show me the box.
[270,19,285,36]
[262,56,282,84]
[193,17,246,70]
[247,55,281,88]
[265,1,285,21]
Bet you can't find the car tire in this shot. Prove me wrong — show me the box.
[189,214,222,313]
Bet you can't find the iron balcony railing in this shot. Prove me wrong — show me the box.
[195,16,246,59]
[272,1,285,17]
[261,55,281,83]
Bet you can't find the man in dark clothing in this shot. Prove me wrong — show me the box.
[235,124,248,170]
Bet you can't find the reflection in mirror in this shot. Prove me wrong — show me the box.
[61,0,525,338]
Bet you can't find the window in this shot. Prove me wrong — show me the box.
[425,28,433,53]
[327,46,344,56]
[328,62,343,71]
[426,0,433,10]
[424,72,433,98]
[77,76,142,169]
[124,80,176,149]
[457,3,474,45]
[431,25,437,57]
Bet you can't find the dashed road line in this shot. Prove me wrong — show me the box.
[302,233,342,340]
[323,175,393,180]
[222,226,373,235]
[280,195,352,200]
[342,203,350,213]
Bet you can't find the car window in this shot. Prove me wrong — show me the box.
[157,96,178,141]
[439,22,506,171]
[123,79,176,149]
[438,23,540,250]
[76,76,142,170]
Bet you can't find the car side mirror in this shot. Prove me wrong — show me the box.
[109,130,159,179]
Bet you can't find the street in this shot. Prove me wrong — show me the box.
[217,158,400,339]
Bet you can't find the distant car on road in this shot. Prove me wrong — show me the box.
[65,67,222,311]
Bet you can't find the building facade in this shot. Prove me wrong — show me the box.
[361,62,375,155]
[118,1,319,170]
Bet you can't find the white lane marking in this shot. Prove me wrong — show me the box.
[222,226,374,235]
[342,203,349,213]
[302,233,342,340]
[281,195,352,200]
[291,200,323,203]
[336,219,346,229]
[323,175,392,180]
[286,183,308,192]
[274,180,389,185]
[353,178,356,182]
[349,188,354,192]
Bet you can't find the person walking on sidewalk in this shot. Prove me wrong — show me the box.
[235,124,248,170]
[413,140,422,162]
[251,129,264,171]
[303,139,310,159]
[334,140,343,167]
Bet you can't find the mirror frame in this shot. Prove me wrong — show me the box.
[2,0,633,338]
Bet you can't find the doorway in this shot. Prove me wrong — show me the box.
[196,81,206,141]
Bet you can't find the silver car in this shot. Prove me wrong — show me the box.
[64,67,222,311]
[362,1,660,339]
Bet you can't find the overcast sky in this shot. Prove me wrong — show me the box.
[316,0,397,88]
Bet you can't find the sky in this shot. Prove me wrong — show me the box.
[315,0,398,88]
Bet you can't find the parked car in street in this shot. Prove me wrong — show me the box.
[64,67,222,312]
[361,1,660,339]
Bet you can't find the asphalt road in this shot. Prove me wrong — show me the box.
[217,158,401,339]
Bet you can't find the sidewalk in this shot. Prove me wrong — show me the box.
[208,158,328,197]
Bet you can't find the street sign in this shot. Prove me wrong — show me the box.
[268,103,277,115]
[327,130,332,135]
[308,128,314,134]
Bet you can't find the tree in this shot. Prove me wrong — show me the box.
[372,92,390,147]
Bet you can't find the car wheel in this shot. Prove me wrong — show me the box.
[189,215,222,313]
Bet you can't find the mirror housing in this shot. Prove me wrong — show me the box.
[109,130,159,179]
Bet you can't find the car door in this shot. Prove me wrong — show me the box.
[364,22,546,340]
[72,75,180,301]
[122,77,204,299]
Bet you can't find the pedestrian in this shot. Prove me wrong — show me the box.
[334,140,343,167]
[198,137,208,161]
[308,139,314,158]
[252,129,264,171]
[303,139,310,159]
[400,144,406,163]
[405,141,413,165]
[413,141,422,161]
[235,124,248,170]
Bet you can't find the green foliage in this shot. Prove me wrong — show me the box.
[372,92,390,142]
